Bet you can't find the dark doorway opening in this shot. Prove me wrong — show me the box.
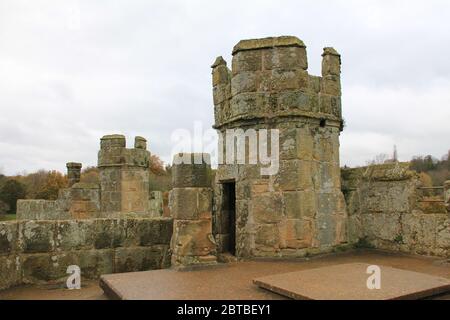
[222,181,236,255]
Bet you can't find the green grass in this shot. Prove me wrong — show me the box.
[0,214,16,221]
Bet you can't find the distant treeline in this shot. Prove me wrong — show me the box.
[410,151,450,187]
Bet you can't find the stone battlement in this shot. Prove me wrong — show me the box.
[98,135,150,168]
[212,36,342,129]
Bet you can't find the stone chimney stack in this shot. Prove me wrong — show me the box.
[66,162,82,187]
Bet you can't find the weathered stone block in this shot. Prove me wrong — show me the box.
[0,222,19,255]
[100,134,126,150]
[21,253,65,283]
[171,219,216,257]
[213,84,231,105]
[93,219,117,249]
[212,64,231,86]
[171,188,212,220]
[316,212,336,247]
[231,71,259,95]
[114,246,169,273]
[260,69,308,92]
[172,154,211,188]
[279,219,312,249]
[77,249,114,278]
[319,163,341,191]
[319,94,341,117]
[20,221,56,253]
[232,50,262,74]
[322,48,341,76]
[362,213,402,243]
[278,91,311,113]
[321,75,341,96]
[279,128,314,161]
[252,192,283,224]
[308,75,321,93]
[277,160,314,191]
[255,224,280,248]
[136,218,173,246]
[229,92,266,118]
[318,192,346,216]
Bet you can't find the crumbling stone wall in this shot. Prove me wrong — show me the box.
[342,163,450,258]
[211,36,348,258]
[0,217,172,290]
[17,182,101,220]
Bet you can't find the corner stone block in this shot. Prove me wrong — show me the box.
[277,160,314,191]
[0,222,19,255]
[56,219,96,251]
[283,190,317,219]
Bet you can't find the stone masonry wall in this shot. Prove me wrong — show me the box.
[0,217,173,290]
[342,163,450,258]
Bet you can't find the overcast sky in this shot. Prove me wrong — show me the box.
[1,0,449,175]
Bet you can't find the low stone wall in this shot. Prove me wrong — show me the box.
[17,183,101,220]
[342,163,450,258]
[0,217,173,290]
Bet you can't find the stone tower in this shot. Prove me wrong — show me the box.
[98,134,151,214]
[211,36,347,258]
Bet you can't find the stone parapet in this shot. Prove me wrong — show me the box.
[212,36,342,130]
[0,217,173,290]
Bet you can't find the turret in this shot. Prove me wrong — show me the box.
[97,134,150,214]
[211,36,347,258]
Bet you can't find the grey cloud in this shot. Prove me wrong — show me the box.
[0,0,449,174]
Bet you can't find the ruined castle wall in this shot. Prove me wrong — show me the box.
[342,163,450,258]
[17,183,101,220]
[0,217,173,290]
[212,37,348,259]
